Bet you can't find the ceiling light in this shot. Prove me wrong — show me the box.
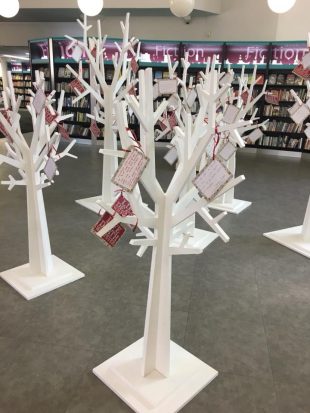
[77,0,103,17]
[170,0,195,18]
[2,54,29,61]
[0,0,20,18]
[267,0,296,14]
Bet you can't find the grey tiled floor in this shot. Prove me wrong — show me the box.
[0,139,310,413]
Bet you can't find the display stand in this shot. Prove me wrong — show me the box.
[209,65,267,214]
[264,195,310,258]
[66,14,139,214]
[92,55,263,412]
[0,70,84,300]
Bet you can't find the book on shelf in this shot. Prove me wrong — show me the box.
[268,73,305,86]
[67,124,90,137]
[259,135,303,149]
[266,119,303,133]
[305,138,310,150]
[58,66,89,78]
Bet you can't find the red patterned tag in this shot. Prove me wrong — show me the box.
[91,46,97,58]
[90,120,101,138]
[58,124,70,140]
[70,78,85,95]
[168,111,177,129]
[92,211,125,247]
[112,194,134,217]
[293,64,310,80]
[158,119,168,131]
[45,108,57,125]
[131,57,139,74]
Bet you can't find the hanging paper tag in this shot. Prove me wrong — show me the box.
[247,128,264,144]
[223,105,239,124]
[241,90,250,105]
[131,57,139,74]
[91,46,97,58]
[288,101,300,116]
[112,146,149,192]
[217,141,236,162]
[158,118,170,131]
[168,111,177,129]
[293,64,310,80]
[302,52,310,69]
[304,125,310,139]
[193,159,233,202]
[265,91,280,105]
[112,194,134,217]
[72,45,83,62]
[70,78,85,95]
[33,89,46,115]
[58,124,70,140]
[92,212,125,247]
[44,157,57,181]
[90,120,101,138]
[290,104,310,124]
[164,146,178,165]
[45,107,57,125]
[158,79,178,96]
[219,72,233,86]
[129,85,136,96]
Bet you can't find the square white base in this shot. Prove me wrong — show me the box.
[75,195,103,214]
[93,338,218,413]
[0,255,85,300]
[208,199,251,215]
[264,226,310,259]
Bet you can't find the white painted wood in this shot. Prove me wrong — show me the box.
[0,70,84,299]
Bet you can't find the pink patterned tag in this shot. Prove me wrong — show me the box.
[168,111,177,129]
[70,78,85,95]
[45,107,57,125]
[33,89,46,115]
[112,194,134,217]
[90,120,101,138]
[131,57,139,74]
[58,124,70,140]
[92,211,125,247]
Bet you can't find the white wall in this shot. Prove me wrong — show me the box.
[0,0,309,47]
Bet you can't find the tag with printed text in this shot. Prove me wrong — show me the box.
[112,146,149,192]
[92,211,125,247]
[112,194,135,217]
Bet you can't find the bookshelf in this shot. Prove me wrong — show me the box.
[8,62,31,108]
[28,37,310,153]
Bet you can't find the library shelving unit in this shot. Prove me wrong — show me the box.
[8,62,31,108]
[29,39,51,95]
[52,38,92,140]
[29,37,310,153]
[260,42,310,154]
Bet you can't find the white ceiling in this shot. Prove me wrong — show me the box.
[0,0,221,22]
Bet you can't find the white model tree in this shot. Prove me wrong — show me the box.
[264,37,310,258]
[65,13,139,213]
[0,70,84,300]
[92,59,264,413]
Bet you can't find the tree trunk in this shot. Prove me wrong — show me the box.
[26,160,53,275]
[102,88,117,204]
[142,196,172,378]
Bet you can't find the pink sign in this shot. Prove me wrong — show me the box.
[225,44,269,65]
[183,43,223,64]
[54,39,88,60]
[271,43,308,65]
[139,42,180,63]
